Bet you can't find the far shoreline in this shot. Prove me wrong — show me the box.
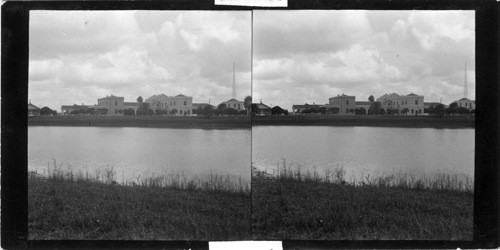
[27,115,475,129]
[28,116,251,129]
[252,115,475,129]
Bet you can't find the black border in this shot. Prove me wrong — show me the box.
[2,0,499,249]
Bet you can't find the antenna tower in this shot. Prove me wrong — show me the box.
[232,62,236,99]
[464,61,468,99]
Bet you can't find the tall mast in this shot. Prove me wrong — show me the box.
[464,61,468,99]
[232,62,236,99]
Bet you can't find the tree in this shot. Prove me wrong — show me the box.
[368,95,375,103]
[329,107,339,115]
[124,108,135,116]
[86,108,96,115]
[401,108,409,115]
[446,102,458,115]
[40,106,54,116]
[355,107,366,115]
[217,103,227,116]
[368,101,382,115]
[244,96,252,116]
[271,106,287,115]
[456,107,470,115]
[251,104,258,116]
[137,102,152,116]
[137,96,143,103]
[202,105,214,117]
[318,107,327,115]
[169,109,178,115]
[434,104,446,116]
[225,108,238,115]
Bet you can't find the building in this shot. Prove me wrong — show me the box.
[145,93,193,116]
[28,103,40,116]
[97,95,125,116]
[193,103,214,115]
[61,104,91,115]
[452,98,475,110]
[124,102,140,115]
[329,94,356,115]
[224,98,245,111]
[292,103,322,114]
[354,101,371,114]
[376,93,424,115]
[253,102,271,116]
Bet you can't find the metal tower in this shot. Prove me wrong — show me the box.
[232,62,236,99]
[464,61,468,99]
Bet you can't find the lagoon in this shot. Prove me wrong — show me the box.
[252,126,474,181]
[28,127,251,182]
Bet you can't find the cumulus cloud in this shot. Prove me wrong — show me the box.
[253,10,475,110]
[29,11,251,110]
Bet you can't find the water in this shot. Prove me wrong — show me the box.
[29,127,251,182]
[252,126,474,180]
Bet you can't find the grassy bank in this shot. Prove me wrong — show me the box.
[251,167,473,240]
[252,115,474,128]
[28,116,250,129]
[28,170,250,240]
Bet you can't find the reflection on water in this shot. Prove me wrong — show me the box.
[252,126,474,180]
[28,127,251,182]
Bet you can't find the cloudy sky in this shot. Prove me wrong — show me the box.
[253,10,475,110]
[29,11,251,110]
[29,10,474,112]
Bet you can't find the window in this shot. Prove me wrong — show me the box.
[180,110,183,114]
[234,104,236,108]
[115,101,117,106]
[411,109,414,114]
[187,110,190,114]
[346,100,349,105]
[238,104,240,109]
[174,101,176,106]
[184,101,186,106]
[415,100,418,105]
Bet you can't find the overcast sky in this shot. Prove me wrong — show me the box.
[253,10,475,110]
[29,10,474,112]
[29,11,251,110]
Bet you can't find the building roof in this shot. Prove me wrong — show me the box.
[330,94,355,99]
[292,104,321,109]
[226,98,242,102]
[377,93,401,100]
[424,102,441,107]
[175,94,187,97]
[98,95,123,100]
[407,93,419,96]
[254,102,271,110]
[28,103,40,110]
[61,104,90,110]
[457,97,474,101]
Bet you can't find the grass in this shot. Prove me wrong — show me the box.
[28,163,250,240]
[28,115,251,129]
[252,115,474,128]
[251,163,473,240]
